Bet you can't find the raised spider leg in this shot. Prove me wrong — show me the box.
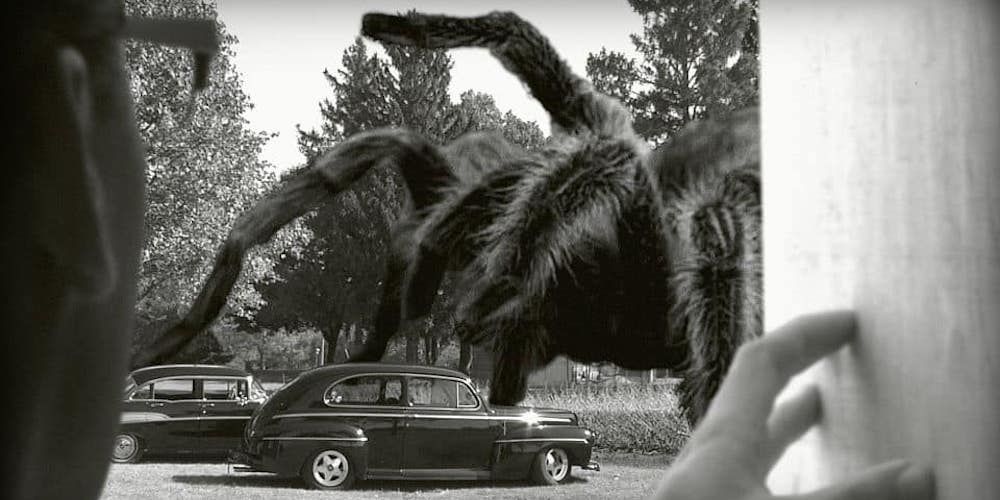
[133,129,446,368]
[361,11,597,135]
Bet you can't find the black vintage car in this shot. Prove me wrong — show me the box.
[114,364,268,463]
[230,363,599,489]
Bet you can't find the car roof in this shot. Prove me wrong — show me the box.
[128,364,249,386]
[297,363,473,384]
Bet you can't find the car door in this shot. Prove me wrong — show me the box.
[323,374,406,476]
[401,376,500,476]
[125,377,202,453]
[197,377,258,453]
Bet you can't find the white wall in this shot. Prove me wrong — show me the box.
[761,1,999,498]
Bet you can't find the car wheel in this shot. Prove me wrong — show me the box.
[301,448,355,490]
[111,434,143,464]
[531,446,571,485]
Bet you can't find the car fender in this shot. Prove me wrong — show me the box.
[491,425,594,479]
[256,419,370,477]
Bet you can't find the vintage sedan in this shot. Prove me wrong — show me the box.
[114,364,268,463]
[230,363,599,489]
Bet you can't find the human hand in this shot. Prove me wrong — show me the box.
[654,311,934,500]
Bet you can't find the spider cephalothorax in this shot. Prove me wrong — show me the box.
[136,11,760,425]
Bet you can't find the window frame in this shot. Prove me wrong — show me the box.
[323,374,406,408]
[201,377,250,402]
[404,375,483,411]
[125,375,254,402]
[321,372,482,411]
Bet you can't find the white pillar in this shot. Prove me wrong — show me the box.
[761,1,999,498]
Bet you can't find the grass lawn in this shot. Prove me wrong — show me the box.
[101,452,674,499]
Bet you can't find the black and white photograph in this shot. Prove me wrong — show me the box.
[7,0,996,499]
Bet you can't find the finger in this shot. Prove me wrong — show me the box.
[704,310,856,431]
[760,385,822,471]
[788,460,935,500]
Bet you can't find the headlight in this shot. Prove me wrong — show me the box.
[522,410,541,426]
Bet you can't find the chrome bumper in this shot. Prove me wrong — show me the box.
[226,450,260,472]
[583,460,601,471]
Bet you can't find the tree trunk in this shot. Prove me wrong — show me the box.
[427,337,439,365]
[321,321,343,365]
[405,331,419,363]
[256,342,266,371]
[458,340,473,375]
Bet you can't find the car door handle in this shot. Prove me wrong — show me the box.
[200,403,215,407]
[148,402,165,408]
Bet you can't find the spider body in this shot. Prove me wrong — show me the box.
[136,11,760,425]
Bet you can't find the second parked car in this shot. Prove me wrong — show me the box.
[114,364,268,463]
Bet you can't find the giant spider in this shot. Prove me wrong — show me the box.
[135,11,760,425]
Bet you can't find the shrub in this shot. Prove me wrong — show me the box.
[522,383,691,454]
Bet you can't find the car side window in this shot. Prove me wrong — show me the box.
[203,379,247,400]
[153,379,196,401]
[407,377,460,408]
[325,375,403,406]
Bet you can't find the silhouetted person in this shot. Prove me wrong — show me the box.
[5,2,214,498]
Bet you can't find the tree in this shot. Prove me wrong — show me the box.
[258,37,543,367]
[453,90,546,150]
[125,0,305,359]
[586,0,759,145]
[261,38,455,365]
[217,327,322,371]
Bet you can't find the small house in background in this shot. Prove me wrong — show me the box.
[468,345,673,388]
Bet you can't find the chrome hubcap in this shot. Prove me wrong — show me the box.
[312,450,349,487]
[544,448,569,481]
[113,435,136,460]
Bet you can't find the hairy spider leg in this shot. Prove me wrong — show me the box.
[400,134,526,319]
[135,129,449,368]
[443,140,641,404]
[466,139,641,324]
[402,166,524,320]
[488,322,554,406]
[362,11,587,133]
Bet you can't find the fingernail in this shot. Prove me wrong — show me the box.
[897,463,935,500]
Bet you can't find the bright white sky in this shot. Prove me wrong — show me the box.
[215,0,643,170]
